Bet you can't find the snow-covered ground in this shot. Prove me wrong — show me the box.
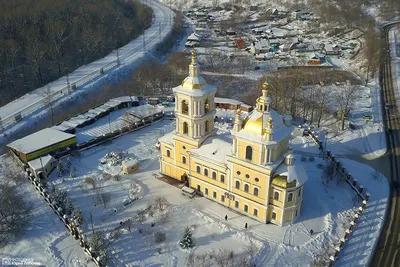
[0,0,174,135]
[0,175,96,267]
[0,108,380,266]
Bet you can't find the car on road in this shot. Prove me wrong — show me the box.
[362,115,372,120]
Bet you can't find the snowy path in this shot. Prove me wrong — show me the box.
[0,181,95,267]
[0,0,174,130]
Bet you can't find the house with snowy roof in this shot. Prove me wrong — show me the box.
[158,51,307,226]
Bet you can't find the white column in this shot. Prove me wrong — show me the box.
[198,101,201,115]
[176,118,179,133]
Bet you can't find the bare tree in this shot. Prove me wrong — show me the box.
[0,184,32,247]
[323,163,337,184]
[95,188,111,208]
[335,85,358,131]
[84,175,97,189]
[153,196,169,212]
[42,85,56,126]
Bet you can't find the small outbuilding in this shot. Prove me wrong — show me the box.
[8,128,76,162]
[28,154,56,179]
[122,159,139,174]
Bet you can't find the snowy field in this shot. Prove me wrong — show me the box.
[0,111,380,266]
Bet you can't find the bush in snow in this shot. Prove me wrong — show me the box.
[187,252,213,267]
[301,156,307,162]
[56,160,65,177]
[179,226,195,249]
[72,208,84,225]
[309,156,315,162]
[50,185,74,215]
[112,174,121,182]
[153,196,169,212]
[88,231,110,263]
[155,232,166,243]
[69,168,76,178]
[85,176,97,189]
[213,249,250,267]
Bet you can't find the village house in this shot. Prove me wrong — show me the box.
[250,39,270,55]
[158,51,307,226]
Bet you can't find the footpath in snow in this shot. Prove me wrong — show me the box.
[0,0,174,132]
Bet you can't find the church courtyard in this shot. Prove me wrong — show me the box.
[38,115,387,266]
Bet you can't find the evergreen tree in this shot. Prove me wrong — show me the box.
[179,227,195,249]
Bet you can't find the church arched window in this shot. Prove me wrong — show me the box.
[182,100,188,115]
[245,146,253,161]
[183,122,188,135]
[274,191,280,201]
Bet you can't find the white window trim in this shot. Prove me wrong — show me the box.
[196,164,201,173]
[273,190,280,201]
[288,192,294,202]
[243,182,250,193]
[235,200,240,208]
[253,185,260,197]
[235,179,241,189]
[166,149,171,157]
[204,167,209,177]
[253,208,258,217]
[244,204,249,213]
[220,174,225,183]
[212,170,217,180]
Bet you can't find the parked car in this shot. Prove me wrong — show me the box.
[362,115,372,120]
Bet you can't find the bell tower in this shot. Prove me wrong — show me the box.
[173,50,217,144]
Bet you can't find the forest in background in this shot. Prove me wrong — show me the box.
[0,0,152,106]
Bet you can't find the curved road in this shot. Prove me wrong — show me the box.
[371,22,400,267]
[0,0,174,131]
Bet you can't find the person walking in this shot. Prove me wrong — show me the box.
[245,223,248,229]
[225,215,228,221]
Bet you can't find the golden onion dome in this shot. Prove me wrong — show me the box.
[191,50,197,57]
[242,113,270,135]
[262,82,268,90]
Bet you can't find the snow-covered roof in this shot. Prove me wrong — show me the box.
[51,124,73,132]
[274,154,308,186]
[187,33,201,42]
[215,97,243,106]
[158,131,174,146]
[173,83,217,97]
[28,155,54,171]
[128,104,162,119]
[8,128,75,154]
[189,132,232,164]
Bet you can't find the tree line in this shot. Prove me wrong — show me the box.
[0,0,152,107]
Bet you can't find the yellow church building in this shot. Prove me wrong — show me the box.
[158,51,307,226]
